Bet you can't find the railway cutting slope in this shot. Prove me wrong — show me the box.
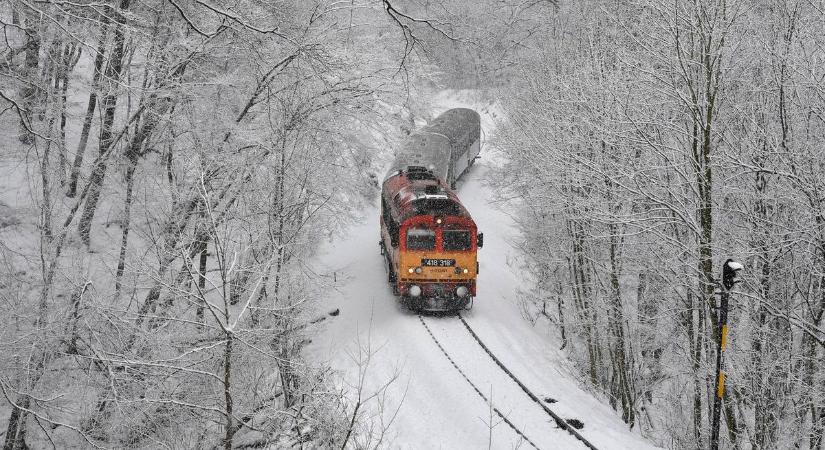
[306,90,661,450]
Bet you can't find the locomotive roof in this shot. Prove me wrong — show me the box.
[383,169,472,223]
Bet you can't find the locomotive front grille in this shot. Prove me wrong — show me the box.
[400,278,475,283]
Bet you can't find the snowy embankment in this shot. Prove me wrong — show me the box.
[306,91,661,449]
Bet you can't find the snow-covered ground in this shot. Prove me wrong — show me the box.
[307,91,661,449]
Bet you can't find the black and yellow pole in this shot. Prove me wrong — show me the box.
[710,289,729,450]
[710,259,742,450]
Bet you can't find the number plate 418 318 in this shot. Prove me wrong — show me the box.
[421,259,455,267]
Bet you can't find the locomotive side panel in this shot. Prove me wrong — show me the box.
[379,193,400,286]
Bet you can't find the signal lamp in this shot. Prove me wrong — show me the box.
[415,267,423,274]
[408,268,414,274]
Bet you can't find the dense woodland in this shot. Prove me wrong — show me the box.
[0,1,422,448]
[494,1,825,449]
[0,0,823,449]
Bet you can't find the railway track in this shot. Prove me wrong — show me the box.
[418,313,599,450]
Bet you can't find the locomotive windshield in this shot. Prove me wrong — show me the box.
[412,198,461,216]
[443,230,472,251]
[407,228,436,250]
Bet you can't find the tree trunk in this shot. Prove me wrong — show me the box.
[608,225,634,427]
[113,92,172,294]
[19,7,40,144]
[77,0,131,245]
[681,287,704,448]
[196,240,207,325]
[53,33,80,186]
[39,118,55,242]
[555,276,567,350]
[223,335,235,450]
[114,148,138,297]
[568,219,599,386]
[2,396,30,450]
[67,24,108,198]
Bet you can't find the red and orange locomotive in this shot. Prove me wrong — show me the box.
[380,108,483,311]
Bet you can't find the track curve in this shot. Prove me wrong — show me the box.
[419,312,600,450]
[418,315,543,450]
[457,313,599,449]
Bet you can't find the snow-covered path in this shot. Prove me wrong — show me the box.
[307,92,660,449]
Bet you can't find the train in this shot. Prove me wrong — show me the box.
[379,108,483,311]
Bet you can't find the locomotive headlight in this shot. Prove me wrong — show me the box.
[409,285,422,297]
[415,267,423,274]
[436,218,443,224]
[454,267,462,274]
[456,286,469,297]
[463,268,469,274]
[408,267,414,274]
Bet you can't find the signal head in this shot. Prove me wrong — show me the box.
[722,259,743,290]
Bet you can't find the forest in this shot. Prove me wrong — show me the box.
[0,0,823,449]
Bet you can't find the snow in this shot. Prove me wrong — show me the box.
[306,91,661,449]
[725,261,743,271]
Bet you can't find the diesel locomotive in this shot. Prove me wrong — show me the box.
[380,108,483,311]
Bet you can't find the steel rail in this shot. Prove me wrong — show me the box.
[418,315,542,450]
[457,312,599,450]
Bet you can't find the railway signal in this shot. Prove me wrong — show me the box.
[710,259,743,450]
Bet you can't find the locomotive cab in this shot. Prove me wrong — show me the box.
[380,167,480,311]
[398,216,478,309]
